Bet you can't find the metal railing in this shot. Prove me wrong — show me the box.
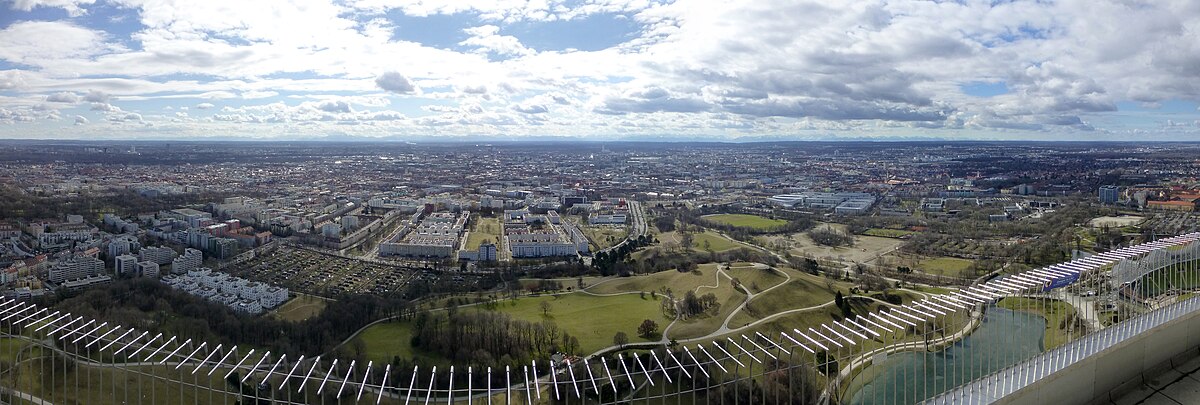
[0,232,1197,404]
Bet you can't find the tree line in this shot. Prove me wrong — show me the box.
[47,278,411,357]
[409,310,581,368]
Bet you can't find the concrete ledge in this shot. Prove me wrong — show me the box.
[998,308,1200,405]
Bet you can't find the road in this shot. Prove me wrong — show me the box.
[593,200,648,258]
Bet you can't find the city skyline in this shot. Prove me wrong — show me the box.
[1,0,1199,141]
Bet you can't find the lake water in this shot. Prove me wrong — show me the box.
[845,306,1046,405]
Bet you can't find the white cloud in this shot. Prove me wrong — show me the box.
[375,72,417,94]
[73,114,88,125]
[316,100,353,113]
[0,21,121,68]
[460,25,534,57]
[195,103,215,109]
[83,89,112,103]
[8,0,96,17]
[0,0,1197,139]
[45,92,80,103]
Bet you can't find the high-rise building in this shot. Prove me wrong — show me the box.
[171,248,203,274]
[115,254,138,277]
[107,235,140,258]
[1099,185,1120,204]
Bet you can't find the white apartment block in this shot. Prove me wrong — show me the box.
[379,212,467,258]
[139,246,177,265]
[160,268,288,315]
[48,256,104,284]
[171,248,203,274]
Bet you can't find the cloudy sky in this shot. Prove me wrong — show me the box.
[0,0,1198,141]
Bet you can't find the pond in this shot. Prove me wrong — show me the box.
[845,306,1046,405]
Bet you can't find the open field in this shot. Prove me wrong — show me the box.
[518,276,606,291]
[360,291,673,361]
[588,266,719,295]
[724,265,787,293]
[997,297,1080,349]
[1088,215,1144,228]
[739,296,887,342]
[357,320,439,364]
[915,256,976,278]
[731,271,844,327]
[465,216,501,250]
[667,276,747,340]
[272,293,329,322]
[655,230,742,252]
[484,293,671,353]
[759,226,904,264]
[691,230,741,252]
[579,224,628,251]
[702,213,787,230]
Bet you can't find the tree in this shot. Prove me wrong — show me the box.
[540,301,552,316]
[638,319,659,338]
[613,331,629,348]
[680,231,695,251]
[859,272,888,293]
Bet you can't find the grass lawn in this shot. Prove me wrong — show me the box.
[736,296,888,344]
[730,269,850,327]
[691,231,740,252]
[863,228,916,238]
[580,225,628,251]
[588,266,720,295]
[906,285,956,295]
[759,228,904,264]
[518,276,605,291]
[0,337,29,364]
[272,293,328,322]
[916,256,976,278]
[484,293,671,353]
[6,362,238,405]
[668,278,747,340]
[724,265,787,293]
[465,216,501,250]
[702,214,787,230]
[997,297,1081,350]
[356,320,444,364]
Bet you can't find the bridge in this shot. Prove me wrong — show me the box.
[1,232,1198,404]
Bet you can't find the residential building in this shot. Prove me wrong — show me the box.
[1099,185,1120,204]
[139,246,177,265]
[48,256,104,284]
[138,261,160,278]
[115,254,138,277]
[171,248,203,274]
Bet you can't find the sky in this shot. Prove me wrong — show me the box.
[0,0,1199,141]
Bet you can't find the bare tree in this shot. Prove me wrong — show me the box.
[613,331,629,348]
